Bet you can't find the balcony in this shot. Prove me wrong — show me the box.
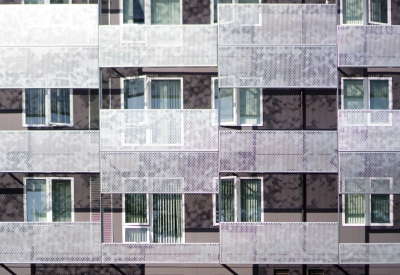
[340,243,400,264]
[102,243,219,264]
[0,222,101,263]
[337,25,400,67]
[0,131,99,172]
[219,131,337,173]
[99,25,217,67]
[218,4,337,88]
[220,222,338,264]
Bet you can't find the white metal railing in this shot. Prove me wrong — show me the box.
[340,243,400,264]
[102,243,219,263]
[338,25,400,67]
[220,222,338,264]
[0,222,101,263]
[99,25,217,67]
[0,131,99,172]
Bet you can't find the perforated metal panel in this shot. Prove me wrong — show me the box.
[219,131,337,173]
[101,152,218,193]
[100,109,218,151]
[99,25,217,67]
[0,222,101,263]
[0,131,99,172]
[0,5,98,46]
[338,110,400,152]
[340,243,400,264]
[339,152,400,194]
[102,243,219,263]
[220,222,338,264]
[338,25,400,67]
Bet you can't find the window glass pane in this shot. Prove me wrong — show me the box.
[153,194,182,243]
[343,0,363,24]
[240,179,261,222]
[370,80,389,109]
[371,194,390,223]
[25,89,46,125]
[216,179,235,223]
[343,80,364,109]
[239,88,261,125]
[151,80,181,109]
[125,227,148,242]
[125,194,147,223]
[345,194,365,224]
[50,0,69,3]
[52,180,72,222]
[370,0,388,23]
[125,79,145,109]
[151,0,180,24]
[26,179,47,222]
[214,0,232,23]
[214,80,234,123]
[124,0,145,23]
[50,89,70,124]
[24,0,44,3]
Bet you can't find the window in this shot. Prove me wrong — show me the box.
[343,178,393,226]
[212,78,262,126]
[211,0,260,24]
[214,177,263,225]
[23,0,71,4]
[23,89,73,127]
[341,0,390,25]
[24,178,74,222]
[123,194,184,243]
[122,0,182,24]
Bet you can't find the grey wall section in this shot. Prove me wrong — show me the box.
[306,174,338,211]
[101,0,110,25]
[183,0,211,24]
[185,194,215,229]
[305,89,337,130]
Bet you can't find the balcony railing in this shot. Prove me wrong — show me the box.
[0,222,101,263]
[340,243,400,264]
[220,222,339,264]
[337,25,400,67]
[0,131,99,172]
[102,243,219,264]
[219,131,337,173]
[218,4,337,88]
[99,25,217,67]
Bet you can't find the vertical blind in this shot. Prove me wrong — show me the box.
[26,179,47,222]
[124,79,145,109]
[214,80,234,124]
[370,0,388,23]
[51,179,72,222]
[125,194,148,223]
[240,179,261,222]
[239,88,261,125]
[345,194,365,224]
[151,80,181,109]
[342,0,363,24]
[50,89,70,124]
[216,179,235,223]
[153,194,182,243]
[151,0,180,24]
[123,0,145,24]
[25,89,46,125]
[343,80,364,109]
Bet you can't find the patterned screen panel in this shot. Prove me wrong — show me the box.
[0,222,101,263]
[338,110,400,152]
[101,152,218,193]
[102,243,220,263]
[340,243,400,264]
[99,25,217,67]
[338,26,400,67]
[0,131,99,172]
[339,152,400,194]
[100,109,218,151]
[219,131,337,173]
[220,222,338,264]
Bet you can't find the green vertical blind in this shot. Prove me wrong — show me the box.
[26,179,47,222]
[153,194,182,243]
[125,227,148,242]
[342,0,363,24]
[125,194,148,223]
[343,80,364,109]
[240,179,261,222]
[239,88,261,125]
[371,194,390,223]
[52,180,72,222]
[151,0,180,24]
[50,89,70,124]
[345,194,365,224]
[216,179,235,223]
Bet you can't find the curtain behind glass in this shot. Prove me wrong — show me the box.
[370,0,388,23]
[151,0,180,24]
[371,194,390,223]
[153,194,182,243]
[239,88,261,125]
[50,89,70,124]
[125,194,147,223]
[151,80,181,109]
[216,179,235,223]
[240,179,261,222]
[124,0,145,23]
[26,179,47,222]
[52,180,72,222]
[370,80,389,109]
[345,194,365,224]
[343,0,363,24]
[343,80,364,109]
[125,79,145,109]
[125,228,148,242]
[25,89,46,125]
[214,80,234,123]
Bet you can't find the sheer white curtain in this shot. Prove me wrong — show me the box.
[25,89,46,125]
[343,0,363,24]
[151,0,180,24]
[153,194,182,243]
[124,0,145,23]
[50,89,70,124]
[239,88,261,125]
[26,179,47,222]
[151,80,181,109]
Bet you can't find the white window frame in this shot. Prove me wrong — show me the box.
[123,194,185,243]
[342,177,393,226]
[340,0,391,25]
[120,0,183,25]
[212,78,263,126]
[22,89,73,127]
[24,177,75,222]
[213,176,264,226]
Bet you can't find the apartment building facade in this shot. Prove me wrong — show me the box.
[0,0,399,274]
